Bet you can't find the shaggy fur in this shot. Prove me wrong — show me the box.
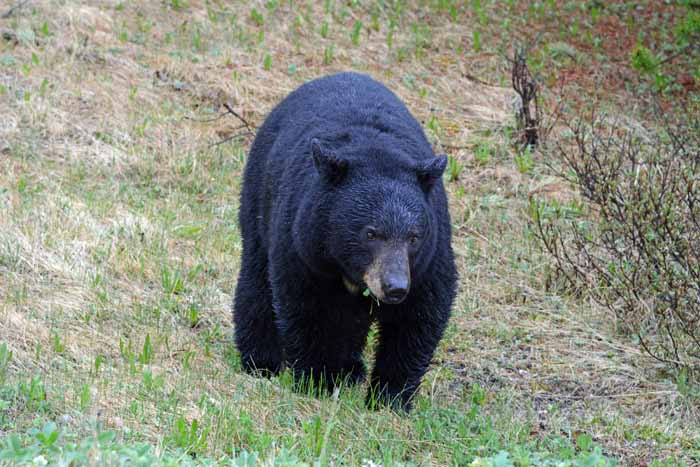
[233,72,457,411]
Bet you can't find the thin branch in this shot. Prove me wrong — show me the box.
[512,47,540,147]
[223,103,256,135]
[461,72,493,87]
[184,112,229,123]
[208,132,248,148]
[439,142,470,151]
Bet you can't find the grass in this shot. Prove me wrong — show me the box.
[0,0,698,465]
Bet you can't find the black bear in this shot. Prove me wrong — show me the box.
[233,72,457,411]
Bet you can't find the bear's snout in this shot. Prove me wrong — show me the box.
[364,245,410,304]
[382,272,409,304]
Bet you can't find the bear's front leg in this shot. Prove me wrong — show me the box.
[272,272,371,393]
[277,307,369,392]
[367,289,451,412]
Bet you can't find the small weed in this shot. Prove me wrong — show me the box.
[351,21,363,46]
[514,146,534,174]
[0,343,11,385]
[29,421,60,451]
[474,141,491,165]
[185,303,200,328]
[577,433,594,452]
[39,78,49,97]
[93,355,104,375]
[182,350,195,371]
[191,28,203,52]
[251,8,264,27]
[472,29,482,52]
[119,337,132,362]
[301,415,323,457]
[138,334,154,365]
[447,155,463,182]
[323,44,334,65]
[426,115,441,134]
[161,265,185,295]
[142,367,165,392]
[370,11,380,31]
[78,384,91,411]
[18,376,48,411]
[51,333,65,355]
[169,416,209,455]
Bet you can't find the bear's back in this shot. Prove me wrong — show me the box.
[280,72,412,124]
[261,73,429,160]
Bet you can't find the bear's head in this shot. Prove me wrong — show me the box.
[308,137,447,305]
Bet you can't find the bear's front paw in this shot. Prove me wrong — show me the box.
[240,352,283,377]
[365,384,414,413]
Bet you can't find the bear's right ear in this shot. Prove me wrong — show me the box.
[311,138,348,184]
[416,154,447,192]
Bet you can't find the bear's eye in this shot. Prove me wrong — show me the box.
[409,235,420,246]
[366,230,376,241]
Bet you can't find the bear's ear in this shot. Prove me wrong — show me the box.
[311,138,348,184]
[416,154,447,192]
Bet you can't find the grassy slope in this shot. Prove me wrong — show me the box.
[0,0,697,465]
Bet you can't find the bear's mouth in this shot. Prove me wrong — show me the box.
[342,276,384,302]
[343,276,408,305]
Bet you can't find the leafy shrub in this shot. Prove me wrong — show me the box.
[532,105,700,376]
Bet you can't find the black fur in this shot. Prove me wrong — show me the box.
[233,72,457,411]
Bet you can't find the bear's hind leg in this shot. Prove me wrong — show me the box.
[233,245,282,376]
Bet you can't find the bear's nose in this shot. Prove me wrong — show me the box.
[382,276,409,304]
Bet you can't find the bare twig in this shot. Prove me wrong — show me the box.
[461,72,493,87]
[223,103,256,135]
[512,47,540,148]
[208,132,248,148]
[438,142,470,151]
[184,112,229,123]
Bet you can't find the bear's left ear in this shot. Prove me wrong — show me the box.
[311,138,348,184]
[416,154,447,192]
